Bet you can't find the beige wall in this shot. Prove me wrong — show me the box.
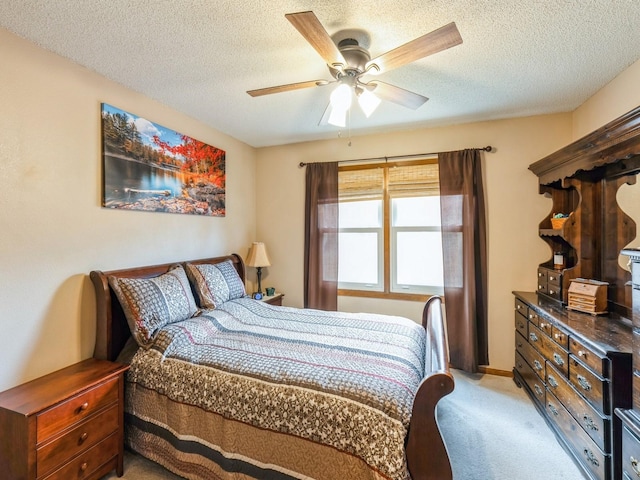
[572,58,640,139]
[0,28,257,391]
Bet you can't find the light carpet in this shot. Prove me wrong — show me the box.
[101,370,584,479]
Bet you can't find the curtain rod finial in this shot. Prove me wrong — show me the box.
[484,146,492,152]
[299,162,306,168]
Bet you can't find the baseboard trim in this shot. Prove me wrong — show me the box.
[478,366,512,377]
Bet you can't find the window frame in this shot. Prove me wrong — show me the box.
[337,158,441,302]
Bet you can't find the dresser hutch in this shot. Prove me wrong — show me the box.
[514,105,640,480]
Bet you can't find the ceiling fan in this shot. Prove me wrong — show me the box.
[247,11,463,127]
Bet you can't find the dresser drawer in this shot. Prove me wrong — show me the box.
[570,355,608,415]
[516,331,545,380]
[570,337,608,378]
[37,404,119,478]
[546,390,609,480]
[515,311,528,338]
[551,325,569,350]
[515,298,528,318]
[546,362,608,452]
[622,423,640,480]
[515,352,545,406]
[37,377,119,443]
[40,432,119,480]
[537,317,553,337]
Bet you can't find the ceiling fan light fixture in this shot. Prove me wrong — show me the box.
[329,82,353,111]
[327,105,348,127]
[357,88,381,117]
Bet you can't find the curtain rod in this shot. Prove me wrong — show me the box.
[298,146,492,167]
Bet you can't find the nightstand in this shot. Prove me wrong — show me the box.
[261,293,284,306]
[0,358,129,480]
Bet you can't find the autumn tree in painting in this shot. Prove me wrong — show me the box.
[153,135,225,189]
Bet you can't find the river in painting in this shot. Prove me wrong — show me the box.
[103,154,225,216]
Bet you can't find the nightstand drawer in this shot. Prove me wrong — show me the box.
[37,376,118,443]
[37,404,119,478]
[40,432,119,480]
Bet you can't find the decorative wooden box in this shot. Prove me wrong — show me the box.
[567,278,608,315]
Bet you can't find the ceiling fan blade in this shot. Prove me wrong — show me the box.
[367,22,462,74]
[368,81,428,110]
[247,80,328,97]
[285,11,346,68]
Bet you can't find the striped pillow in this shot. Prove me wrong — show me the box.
[185,260,246,309]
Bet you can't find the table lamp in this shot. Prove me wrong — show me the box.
[246,242,271,296]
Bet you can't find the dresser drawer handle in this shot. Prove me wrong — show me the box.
[553,353,565,367]
[631,456,640,476]
[577,349,588,359]
[517,304,522,310]
[534,384,543,397]
[549,275,556,281]
[529,332,539,342]
[517,320,525,329]
[583,449,599,467]
[78,402,89,413]
[549,289,556,295]
[79,432,88,443]
[548,402,559,416]
[577,374,592,391]
[539,322,546,329]
[533,360,543,371]
[547,375,559,389]
[554,333,563,340]
[529,313,535,320]
[80,462,88,472]
[582,415,598,431]
[516,361,523,369]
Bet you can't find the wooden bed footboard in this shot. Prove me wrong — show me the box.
[406,295,455,480]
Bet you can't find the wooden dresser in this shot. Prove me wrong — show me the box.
[0,358,129,480]
[513,291,632,480]
[616,249,640,479]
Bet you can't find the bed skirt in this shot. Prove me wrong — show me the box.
[125,383,396,480]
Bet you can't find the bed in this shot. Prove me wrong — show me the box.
[90,253,454,480]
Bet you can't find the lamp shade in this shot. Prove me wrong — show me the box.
[246,242,271,267]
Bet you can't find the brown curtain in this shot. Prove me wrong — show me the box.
[438,149,488,372]
[304,162,339,310]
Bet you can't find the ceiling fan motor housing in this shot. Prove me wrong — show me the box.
[329,38,371,78]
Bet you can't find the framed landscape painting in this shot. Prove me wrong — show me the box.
[101,103,225,216]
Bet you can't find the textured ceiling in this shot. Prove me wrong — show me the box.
[2,1,640,148]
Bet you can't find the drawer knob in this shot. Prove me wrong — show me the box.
[553,353,565,367]
[578,350,587,358]
[630,456,640,476]
[534,384,543,397]
[517,304,522,310]
[539,322,546,328]
[583,449,599,467]
[80,462,88,472]
[548,402,559,416]
[529,332,539,342]
[79,402,89,412]
[547,375,559,389]
[577,374,592,391]
[582,415,598,431]
[533,360,543,371]
[549,289,555,295]
[549,275,555,281]
[79,432,88,443]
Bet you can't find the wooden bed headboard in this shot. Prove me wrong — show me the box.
[89,253,245,362]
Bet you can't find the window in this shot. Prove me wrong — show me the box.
[338,160,443,299]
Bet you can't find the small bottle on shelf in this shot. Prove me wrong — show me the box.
[553,251,566,270]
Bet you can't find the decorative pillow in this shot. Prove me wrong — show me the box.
[108,265,198,346]
[185,260,246,309]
